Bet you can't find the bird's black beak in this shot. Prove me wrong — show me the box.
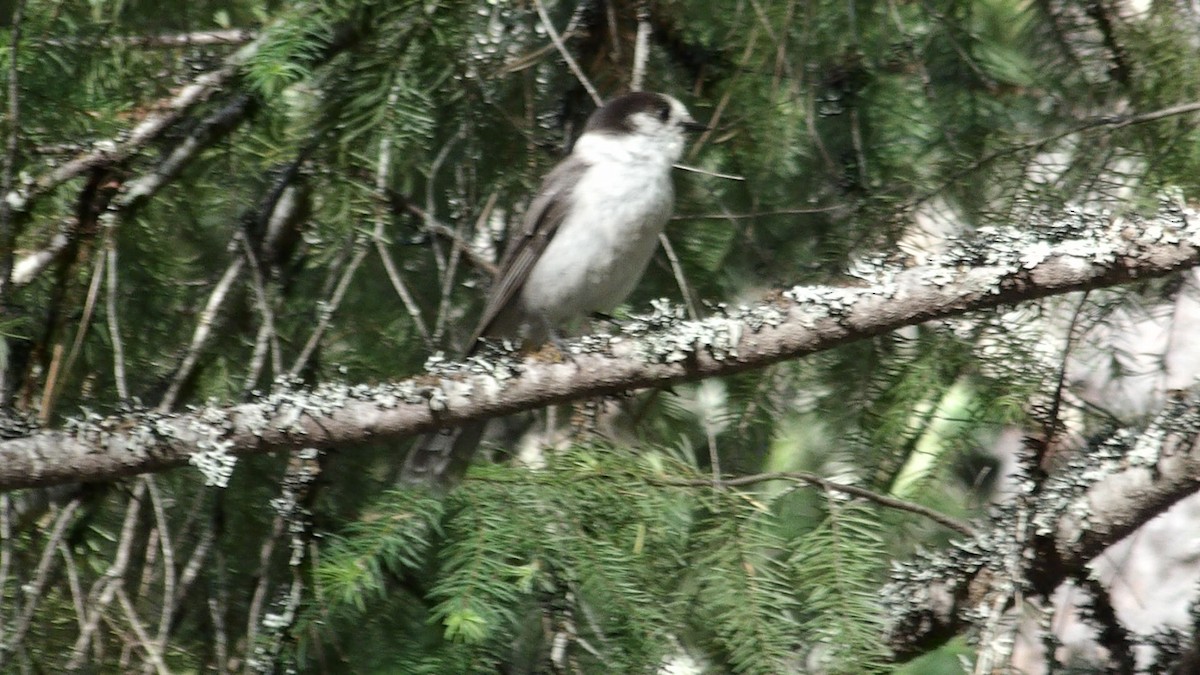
[682,119,708,133]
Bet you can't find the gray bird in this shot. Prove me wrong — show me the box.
[403,92,704,485]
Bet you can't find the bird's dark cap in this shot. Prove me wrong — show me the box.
[584,92,676,135]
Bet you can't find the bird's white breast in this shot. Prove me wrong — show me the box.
[520,132,675,327]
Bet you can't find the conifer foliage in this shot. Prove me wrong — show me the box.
[4,0,1200,672]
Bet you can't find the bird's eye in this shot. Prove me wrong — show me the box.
[658,106,671,122]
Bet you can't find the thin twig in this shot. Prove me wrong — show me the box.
[672,163,745,181]
[254,450,321,668]
[909,100,1200,210]
[41,28,256,49]
[372,99,432,346]
[105,241,129,401]
[675,206,842,220]
[375,239,432,346]
[0,496,8,637]
[11,225,72,286]
[0,498,81,661]
[533,0,602,105]
[36,344,63,425]
[58,541,87,634]
[67,480,147,670]
[427,129,466,342]
[391,192,498,276]
[289,236,369,378]
[208,563,229,675]
[243,312,276,396]
[244,512,284,652]
[434,192,495,344]
[143,477,176,672]
[1031,292,1090,474]
[159,254,246,411]
[114,586,169,675]
[240,236,283,396]
[42,246,108,419]
[657,233,699,320]
[11,94,256,293]
[21,41,261,209]
[630,2,651,91]
[425,129,463,276]
[658,472,975,536]
[605,1,621,62]
[132,528,159,629]
[173,521,215,609]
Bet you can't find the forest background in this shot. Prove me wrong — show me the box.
[3,0,1200,672]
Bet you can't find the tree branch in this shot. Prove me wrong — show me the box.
[883,387,1200,659]
[659,472,975,536]
[3,200,1200,659]
[0,200,1195,490]
[10,41,261,212]
[40,29,256,50]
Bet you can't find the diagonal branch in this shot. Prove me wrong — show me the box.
[0,200,1197,490]
[40,29,257,50]
[883,387,1200,659]
[13,41,261,212]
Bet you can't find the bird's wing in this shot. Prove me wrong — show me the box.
[468,157,589,346]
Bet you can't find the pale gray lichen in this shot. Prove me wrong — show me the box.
[1019,241,1055,269]
[736,303,785,331]
[635,316,744,363]
[427,386,450,412]
[260,611,291,630]
[4,190,27,212]
[1030,393,1200,543]
[616,300,745,363]
[569,333,615,355]
[918,266,957,288]
[237,404,272,438]
[184,408,238,487]
[784,285,868,315]
[189,439,237,487]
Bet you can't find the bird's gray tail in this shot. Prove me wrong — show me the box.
[400,422,487,488]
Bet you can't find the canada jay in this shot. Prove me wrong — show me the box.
[403,92,704,485]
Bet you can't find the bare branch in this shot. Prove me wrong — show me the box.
[631,3,651,92]
[105,242,129,402]
[288,235,370,379]
[10,227,71,286]
[159,255,246,412]
[13,41,261,212]
[0,498,79,661]
[41,28,256,50]
[390,190,499,277]
[373,90,432,347]
[657,233,699,320]
[114,586,168,675]
[9,92,257,293]
[533,0,602,105]
[659,472,975,536]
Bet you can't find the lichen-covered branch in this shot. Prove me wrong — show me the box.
[0,200,1196,492]
[11,40,260,212]
[883,388,1200,659]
